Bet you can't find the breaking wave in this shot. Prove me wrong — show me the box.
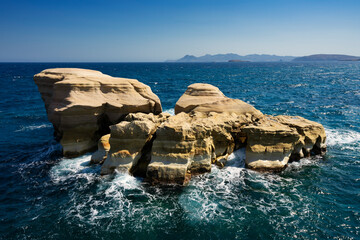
[50,154,101,184]
[325,128,360,151]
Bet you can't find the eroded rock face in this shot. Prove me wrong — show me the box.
[242,115,327,171]
[95,83,326,185]
[147,112,252,184]
[174,83,226,114]
[35,69,327,185]
[100,113,171,175]
[175,83,263,117]
[34,68,162,157]
[90,134,110,164]
[148,89,264,184]
[242,117,301,171]
[275,115,327,157]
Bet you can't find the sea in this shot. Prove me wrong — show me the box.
[0,62,359,239]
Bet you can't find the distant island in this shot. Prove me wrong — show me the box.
[293,54,360,61]
[228,60,250,62]
[167,53,360,63]
[167,53,296,62]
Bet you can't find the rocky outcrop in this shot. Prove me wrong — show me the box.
[242,115,326,171]
[90,134,110,164]
[97,84,264,184]
[242,117,300,171]
[174,83,226,114]
[147,109,265,184]
[275,115,327,157]
[96,83,326,184]
[145,84,266,184]
[175,83,263,116]
[173,84,326,173]
[34,67,327,185]
[100,113,171,175]
[34,68,162,157]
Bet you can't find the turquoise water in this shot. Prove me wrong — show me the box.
[0,62,359,239]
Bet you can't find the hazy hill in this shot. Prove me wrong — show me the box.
[168,53,295,62]
[293,54,360,61]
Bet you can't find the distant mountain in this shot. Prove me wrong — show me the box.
[228,60,250,62]
[293,54,360,61]
[168,53,295,62]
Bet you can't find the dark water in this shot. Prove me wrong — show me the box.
[0,62,359,239]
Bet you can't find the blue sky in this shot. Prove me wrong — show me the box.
[0,0,359,62]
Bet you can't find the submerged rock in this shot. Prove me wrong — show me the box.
[34,68,162,157]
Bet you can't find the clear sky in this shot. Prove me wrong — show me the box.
[0,0,359,62]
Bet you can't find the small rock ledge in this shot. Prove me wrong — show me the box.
[34,69,326,185]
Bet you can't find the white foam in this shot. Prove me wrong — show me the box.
[50,156,150,225]
[179,148,247,222]
[163,108,175,115]
[49,154,101,183]
[105,171,142,195]
[325,128,360,146]
[290,83,308,88]
[15,123,52,132]
[227,148,246,168]
[286,157,321,171]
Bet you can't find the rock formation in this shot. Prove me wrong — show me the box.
[147,111,258,184]
[100,112,171,176]
[90,134,110,164]
[243,115,326,171]
[145,84,264,184]
[34,68,162,157]
[34,68,326,185]
[94,83,325,185]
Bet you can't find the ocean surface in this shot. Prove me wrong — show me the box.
[0,62,359,239]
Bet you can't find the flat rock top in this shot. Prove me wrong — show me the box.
[41,68,103,75]
[34,68,140,85]
[34,67,162,114]
[274,115,324,129]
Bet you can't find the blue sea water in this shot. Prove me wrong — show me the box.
[0,62,359,239]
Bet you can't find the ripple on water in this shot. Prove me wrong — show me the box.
[14,123,52,132]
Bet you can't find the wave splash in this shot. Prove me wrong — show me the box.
[49,154,101,184]
[45,128,357,233]
[325,128,360,151]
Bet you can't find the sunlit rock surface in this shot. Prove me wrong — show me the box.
[34,68,162,157]
[243,115,326,171]
[34,69,327,185]
[100,113,171,175]
[90,134,110,164]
